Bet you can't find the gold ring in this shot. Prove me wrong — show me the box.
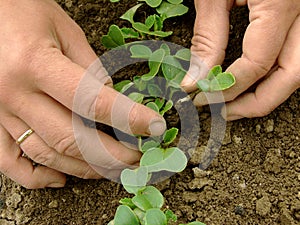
[16,129,34,145]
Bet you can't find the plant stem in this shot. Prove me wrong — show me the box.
[138,136,143,152]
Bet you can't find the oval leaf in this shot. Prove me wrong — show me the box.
[121,167,148,194]
[207,65,222,80]
[140,147,187,173]
[120,4,143,23]
[209,72,236,91]
[130,45,152,59]
[167,0,182,4]
[174,48,191,61]
[114,205,140,225]
[142,49,165,81]
[132,186,164,211]
[114,80,134,93]
[163,127,178,145]
[146,102,160,113]
[145,0,162,8]
[128,92,144,103]
[144,208,167,225]
[157,2,188,19]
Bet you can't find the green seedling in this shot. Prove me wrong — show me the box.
[102,1,188,49]
[105,1,235,224]
[109,128,191,225]
[197,65,236,92]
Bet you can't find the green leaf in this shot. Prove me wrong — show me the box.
[156,2,188,20]
[153,15,163,31]
[142,48,165,81]
[141,140,161,153]
[133,22,150,33]
[121,28,140,39]
[133,76,147,91]
[144,208,167,225]
[165,209,177,222]
[196,79,210,92]
[154,98,165,110]
[114,205,140,225]
[167,0,183,4]
[162,55,184,80]
[120,4,143,23]
[160,43,170,55]
[147,83,163,97]
[160,100,173,115]
[119,198,136,209]
[209,72,236,91]
[121,167,148,194]
[132,186,164,211]
[143,0,162,8]
[130,45,152,59]
[101,25,125,49]
[146,102,160,113]
[163,127,178,145]
[147,30,173,37]
[128,92,144,103]
[133,208,145,223]
[114,80,134,93]
[110,0,120,2]
[145,15,155,29]
[174,48,191,61]
[207,65,222,80]
[140,147,187,173]
[184,222,206,225]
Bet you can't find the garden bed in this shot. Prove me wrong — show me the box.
[0,0,299,224]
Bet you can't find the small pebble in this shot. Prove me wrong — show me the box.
[265,119,274,133]
[48,200,58,208]
[235,205,245,216]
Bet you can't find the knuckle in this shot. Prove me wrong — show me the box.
[26,147,57,168]
[90,93,111,122]
[78,167,98,179]
[52,132,77,156]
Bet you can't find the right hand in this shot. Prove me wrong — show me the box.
[0,0,166,189]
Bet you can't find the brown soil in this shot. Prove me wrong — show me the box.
[1,0,299,225]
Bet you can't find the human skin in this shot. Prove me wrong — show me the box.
[181,0,300,120]
[0,0,166,188]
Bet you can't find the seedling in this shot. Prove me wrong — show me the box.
[102,1,188,49]
[109,128,206,225]
[104,1,236,224]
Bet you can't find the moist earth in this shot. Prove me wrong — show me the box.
[0,0,299,224]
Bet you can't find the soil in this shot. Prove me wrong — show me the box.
[1,0,299,225]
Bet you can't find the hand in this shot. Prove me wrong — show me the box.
[181,0,300,120]
[0,0,166,189]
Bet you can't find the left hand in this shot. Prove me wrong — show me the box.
[181,0,300,120]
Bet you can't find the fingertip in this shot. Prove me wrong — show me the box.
[180,74,198,92]
[148,118,166,136]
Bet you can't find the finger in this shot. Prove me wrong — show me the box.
[222,0,298,100]
[0,124,66,189]
[7,92,142,168]
[181,0,235,91]
[0,112,102,180]
[32,50,165,136]
[50,2,113,86]
[193,0,299,105]
[223,15,300,120]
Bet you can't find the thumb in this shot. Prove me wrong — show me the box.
[181,0,234,92]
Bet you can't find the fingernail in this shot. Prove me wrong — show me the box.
[148,118,166,136]
[226,115,244,121]
[221,106,243,121]
[47,182,65,188]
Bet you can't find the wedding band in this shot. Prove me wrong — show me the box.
[16,128,34,145]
